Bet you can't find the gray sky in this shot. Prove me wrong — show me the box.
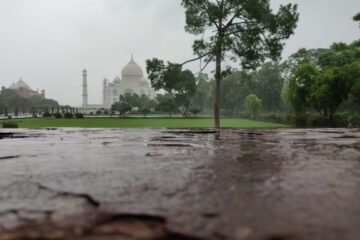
[0,0,359,106]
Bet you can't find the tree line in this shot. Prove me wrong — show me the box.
[0,87,59,117]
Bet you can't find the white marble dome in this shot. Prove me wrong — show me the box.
[121,57,143,79]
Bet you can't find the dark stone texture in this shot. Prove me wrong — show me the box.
[0,128,359,240]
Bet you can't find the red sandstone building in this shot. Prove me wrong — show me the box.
[9,78,45,99]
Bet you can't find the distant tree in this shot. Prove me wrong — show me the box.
[140,107,151,117]
[189,106,202,117]
[354,12,360,23]
[120,93,156,111]
[112,101,132,117]
[221,71,253,116]
[155,94,178,117]
[146,61,196,110]
[245,94,262,120]
[255,62,284,111]
[191,73,213,112]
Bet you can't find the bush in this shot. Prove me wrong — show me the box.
[7,116,12,119]
[43,112,52,118]
[75,113,84,119]
[96,110,102,115]
[308,115,329,127]
[53,112,63,119]
[290,113,309,128]
[332,114,349,128]
[349,115,360,127]
[64,112,74,119]
[2,121,18,128]
[257,112,288,124]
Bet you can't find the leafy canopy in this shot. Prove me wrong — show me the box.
[182,0,299,69]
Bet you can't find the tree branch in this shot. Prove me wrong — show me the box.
[196,55,214,74]
[180,52,213,66]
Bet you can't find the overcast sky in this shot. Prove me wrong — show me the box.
[0,0,359,106]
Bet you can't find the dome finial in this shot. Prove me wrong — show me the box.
[131,54,134,61]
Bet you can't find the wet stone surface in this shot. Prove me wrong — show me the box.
[0,128,359,240]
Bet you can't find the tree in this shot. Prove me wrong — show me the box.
[146,61,197,110]
[119,93,156,112]
[180,0,298,127]
[254,62,284,111]
[155,94,178,117]
[111,101,132,117]
[189,106,202,117]
[245,94,262,120]
[221,71,253,116]
[282,41,360,124]
[191,73,213,111]
[354,12,360,23]
[140,107,151,117]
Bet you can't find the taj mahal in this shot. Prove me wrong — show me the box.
[79,56,155,112]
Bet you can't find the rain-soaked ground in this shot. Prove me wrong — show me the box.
[0,128,359,240]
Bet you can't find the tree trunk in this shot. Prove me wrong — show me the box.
[214,40,222,128]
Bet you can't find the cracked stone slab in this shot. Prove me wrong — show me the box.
[0,128,359,240]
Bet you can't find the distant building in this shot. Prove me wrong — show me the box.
[79,56,155,113]
[9,78,45,99]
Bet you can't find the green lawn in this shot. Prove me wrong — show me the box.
[0,117,288,128]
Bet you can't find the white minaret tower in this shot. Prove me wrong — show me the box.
[82,69,88,106]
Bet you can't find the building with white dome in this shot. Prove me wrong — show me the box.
[78,57,155,113]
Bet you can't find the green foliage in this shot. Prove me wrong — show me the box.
[155,94,179,117]
[282,40,360,124]
[189,106,202,117]
[354,12,360,22]
[140,107,151,117]
[255,62,284,111]
[191,74,213,111]
[53,112,63,119]
[0,88,59,114]
[349,114,360,127]
[148,0,298,127]
[43,112,52,118]
[221,71,253,116]
[245,94,262,120]
[64,112,74,119]
[75,113,84,119]
[2,121,19,128]
[146,60,196,109]
[112,101,132,117]
[119,93,156,110]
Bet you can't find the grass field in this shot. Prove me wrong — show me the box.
[0,117,288,128]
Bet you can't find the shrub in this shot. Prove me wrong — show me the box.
[43,112,52,118]
[189,107,202,117]
[75,113,84,119]
[290,113,308,128]
[349,115,360,127]
[332,114,349,128]
[140,108,151,117]
[308,115,329,127]
[64,112,74,119]
[7,116,12,119]
[54,112,63,119]
[2,121,18,128]
[96,110,102,115]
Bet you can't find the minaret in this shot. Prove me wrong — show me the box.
[103,78,107,105]
[82,69,88,106]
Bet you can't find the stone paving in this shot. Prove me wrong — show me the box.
[0,128,359,240]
